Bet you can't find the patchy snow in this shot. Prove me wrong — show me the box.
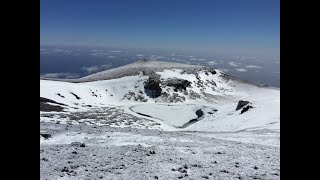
[40,122,280,180]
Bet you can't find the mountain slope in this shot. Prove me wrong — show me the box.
[40,60,280,132]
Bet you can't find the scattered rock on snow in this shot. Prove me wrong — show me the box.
[70,142,86,147]
[201,175,209,179]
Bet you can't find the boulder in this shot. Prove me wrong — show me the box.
[195,109,204,118]
[235,100,250,111]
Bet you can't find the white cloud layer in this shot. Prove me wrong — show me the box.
[40,73,80,79]
[228,62,238,67]
[82,64,113,74]
[206,61,217,66]
[235,68,247,72]
[245,65,262,69]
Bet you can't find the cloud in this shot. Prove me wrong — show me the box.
[82,66,99,74]
[232,56,247,60]
[157,56,164,59]
[235,68,247,72]
[90,52,109,57]
[40,73,80,79]
[90,49,104,52]
[228,62,238,67]
[108,50,122,53]
[198,58,206,61]
[82,64,112,74]
[136,54,144,57]
[245,65,262,69]
[206,61,217,66]
[189,58,197,61]
[221,68,230,72]
[40,48,72,55]
[108,56,116,58]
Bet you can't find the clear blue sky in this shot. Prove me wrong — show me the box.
[40,0,279,55]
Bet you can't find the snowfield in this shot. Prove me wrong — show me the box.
[40,60,280,179]
[129,104,217,128]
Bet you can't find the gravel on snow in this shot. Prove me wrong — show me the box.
[40,122,279,180]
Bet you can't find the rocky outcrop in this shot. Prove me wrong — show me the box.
[40,97,65,112]
[165,78,191,92]
[235,100,253,114]
[240,105,253,114]
[144,77,162,98]
[195,109,204,118]
[236,100,250,111]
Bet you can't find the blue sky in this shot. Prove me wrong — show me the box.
[40,0,279,56]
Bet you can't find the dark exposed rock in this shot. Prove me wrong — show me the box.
[236,100,250,111]
[150,151,156,154]
[136,112,152,118]
[191,164,202,168]
[220,170,229,173]
[40,133,51,139]
[71,142,86,147]
[144,77,162,98]
[165,78,191,92]
[40,97,65,112]
[240,105,253,114]
[210,70,217,74]
[70,92,81,100]
[40,97,65,106]
[195,109,204,118]
[57,93,65,98]
[61,167,69,172]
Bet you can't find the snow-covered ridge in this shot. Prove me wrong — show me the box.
[40,60,280,133]
[41,60,209,83]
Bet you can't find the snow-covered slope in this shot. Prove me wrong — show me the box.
[40,60,280,133]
